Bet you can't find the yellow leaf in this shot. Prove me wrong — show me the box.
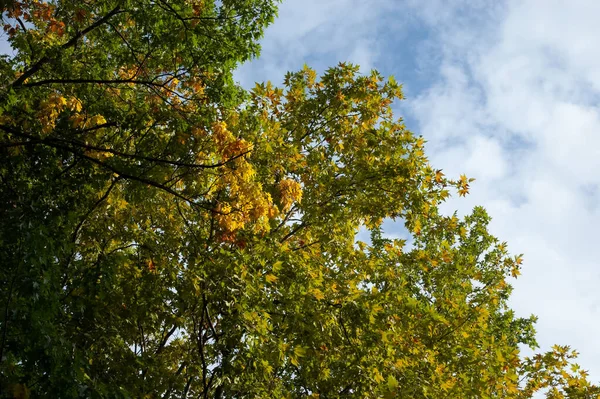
[373,369,384,383]
[293,346,307,358]
[435,169,444,183]
[413,219,422,235]
[67,97,83,112]
[441,379,455,391]
[70,113,85,128]
[90,114,107,126]
[265,274,278,283]
[311,288,324,300]
[515,255,523,265]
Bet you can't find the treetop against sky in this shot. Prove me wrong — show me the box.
[0,1,599,398]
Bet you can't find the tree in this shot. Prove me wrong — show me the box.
[0,1,598,398]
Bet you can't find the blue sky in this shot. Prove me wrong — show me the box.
[236,0,600,383]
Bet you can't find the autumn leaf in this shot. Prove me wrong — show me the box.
[435,169,444,183]
[310,288,325,300]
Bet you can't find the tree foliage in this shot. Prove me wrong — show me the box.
[1,0,598,398]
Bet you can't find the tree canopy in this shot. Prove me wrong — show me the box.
[0,1,598,398]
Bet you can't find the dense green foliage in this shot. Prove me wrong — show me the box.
[1,1,598,398]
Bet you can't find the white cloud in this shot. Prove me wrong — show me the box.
[234,0,401,86]
[405,0,600,382]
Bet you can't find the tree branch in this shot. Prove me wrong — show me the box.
[47,135,252,169]
[0,124,221,213]
[11,5,125,87]
[20,77,170,88]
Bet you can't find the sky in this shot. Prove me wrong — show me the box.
[236,0,600,383]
